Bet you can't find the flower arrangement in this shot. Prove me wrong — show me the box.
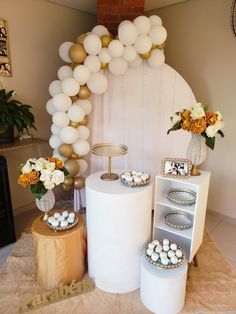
[167,103,224,149]
[17,157,69,199]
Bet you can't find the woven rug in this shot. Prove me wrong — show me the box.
[0,231,236,314]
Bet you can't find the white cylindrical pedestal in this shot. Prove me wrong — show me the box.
[86,170,152,293]
[140,256,188,314]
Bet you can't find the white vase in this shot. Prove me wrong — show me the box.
[186,133,207,176]
[35,189,55,221]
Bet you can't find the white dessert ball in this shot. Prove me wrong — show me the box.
[161,257,169,266]
[52,220,59,227]
[48,217,55,224]
[125,176,133,182]
[131,171,137,175]
[151,252,159,262]
[170,243,177,251]
[60,220,68,227]
[171,256,178,265]
[146,248,153,256]
[134,176,142,183]
[69,212,75,219]
[176,249,183,258]
[152,240,160,246]
[67,217,74,224]
[62,211,69,218]
[163,239,169,246]
[160,251,167,259]
[167,250,175,258]
[155,244,162,254]
[54,213,60,219]
[163,245,170,252]
[148,243,156,250]
[58,216,65,222]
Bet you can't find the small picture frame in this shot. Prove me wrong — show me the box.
[0,18,12,77]
[161,157,192,179]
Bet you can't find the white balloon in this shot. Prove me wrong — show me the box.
[59,126,79,144]
[73,140,90,156]
[61,77,80,97]
[52,93,72,112]
[46,99,56,115]
[59,41,73,63]
[51,124,61,135]
[83,34,102,55]
[76,159,88,175]
[73,65,91,85]
[118,21,138,45]
[77,99,92,115]
[77,126,90,140]
[67,104,85,122]
[149,26,167,45]
[57,65,73,81]
[49,135,63,149]
[108,40,124,58]
[49,80,62,97]
[129,55,142,68]
[148,49,165,68]
[149,15,162,26]
[134,35,152,54]
[98,48,111,63]
[133,16,151,35]
[122,46,137,62]
[118,20,130,30]
[92,25,109,37]
[52,112,70,127]
[108,58,128,76]
[87,72,108,94]
[84,55,101,73]
[52,149,67,162]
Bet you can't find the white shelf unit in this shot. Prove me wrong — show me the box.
[153,171,210,262]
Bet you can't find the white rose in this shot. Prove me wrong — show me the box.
[44,180,55,190]
[190,104,205,120]
[34,159,45,171]
[21,163,32,174]
[40,169,52,182]
[206,121,224,138]
[172,113,181,125]
[51,170,65,185]
[45,162,56,172]
[216,111,223,121]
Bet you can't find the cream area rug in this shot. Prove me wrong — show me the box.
[0,231,236,314]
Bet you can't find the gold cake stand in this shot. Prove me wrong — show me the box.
[91,143,128,181]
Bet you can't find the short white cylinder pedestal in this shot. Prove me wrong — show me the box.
[86,170,152,293]
[140,256,188,314]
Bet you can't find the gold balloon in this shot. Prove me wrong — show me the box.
[74,177,85,190]
[79,115,89,126]
[78,85,91,99]
[151,43,159,50]
[69,44,87,64]
[62,183,73,191]
[64,159,80,177]
[140,50,152,60]
[76,33,87,44]
[101,35,112,48]
[70,63,80,70]
[71,95,78,103]
[58,144,74,158]
[69,121,80,128]
[70,153,80,160]
[63,176,74,187]
[157,42,166,50]
[101,62,108,69]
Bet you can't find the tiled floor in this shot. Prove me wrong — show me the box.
[0,210,236,270]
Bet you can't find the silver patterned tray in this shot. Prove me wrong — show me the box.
[167,188,196,205]
[163,210,193,230]
[47,215,78,232]
[145,240,186,270]
[120,173,150,187]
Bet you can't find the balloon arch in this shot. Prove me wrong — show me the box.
[46,15,167,192]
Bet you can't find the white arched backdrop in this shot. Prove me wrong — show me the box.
[88,63,195,179]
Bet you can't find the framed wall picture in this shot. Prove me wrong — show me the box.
[0,18,12,77]
[161,157,192,179]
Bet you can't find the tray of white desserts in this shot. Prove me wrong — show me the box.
[145,239,186,269]
[47,210,78,231]
[120,171,150,187]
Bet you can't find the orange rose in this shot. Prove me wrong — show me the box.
[181,110,191,120]
[18,174,28,188]
[45,157,53,162]
[205,112,217,125]
[190,118,206,134]
[55,159,64,169]
[28,170,40,185]
[181,118,191,131]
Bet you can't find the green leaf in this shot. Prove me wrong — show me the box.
[167,121,182,135]
[202,104,208,111]
[31,182,47,200]
[205,136,215,150]
[63,167,70,176]
[218,130,224,137]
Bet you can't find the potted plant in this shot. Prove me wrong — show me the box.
[0,89,36,144]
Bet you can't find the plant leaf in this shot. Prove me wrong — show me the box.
[31,182,47,200]
[218,130,224,137]
[205,136,215,150]
[167,121,182,135]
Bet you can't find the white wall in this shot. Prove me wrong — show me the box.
[148,0,236,218]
